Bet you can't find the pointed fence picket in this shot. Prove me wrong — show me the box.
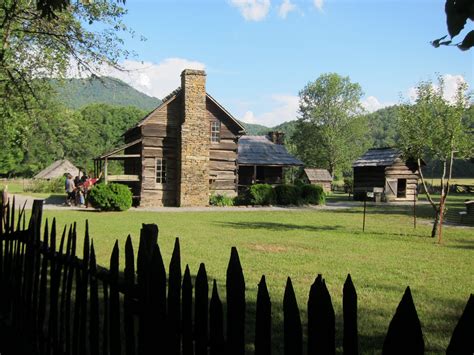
[0,200,472,355]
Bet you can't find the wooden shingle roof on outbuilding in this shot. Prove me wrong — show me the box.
[237,136,304,166]
[34,159,81,179]
[304,168,332,182]
[352,148,400,167]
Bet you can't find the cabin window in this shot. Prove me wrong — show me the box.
[156,158,167,184]
[211,121,220,143]
[397,179,406,198]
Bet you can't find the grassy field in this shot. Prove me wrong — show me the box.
[27,193,473,354]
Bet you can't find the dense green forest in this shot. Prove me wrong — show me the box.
[51,77,162,112]
[0,78,162,177]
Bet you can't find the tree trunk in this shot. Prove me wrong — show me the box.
[431,209,440,238]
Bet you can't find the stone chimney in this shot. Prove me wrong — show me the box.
[268,131,285,145]
[178,69,210,207]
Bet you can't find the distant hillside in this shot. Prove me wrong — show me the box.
[239,121,270,135]
[51,76,161,112]
[239,120,298,137]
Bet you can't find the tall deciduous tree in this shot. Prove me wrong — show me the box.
[397,77,473,240]
[292,73,370,177]
[0,0,133,175]
[0,0,132,132]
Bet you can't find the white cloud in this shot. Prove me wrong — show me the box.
[97,58,206,99]
[230,0,271,21]
[313,0,324,12]
[441,74,467,102]
[361,96,394,113]
[278,0,296,19]
[241,94,299,126]
[407,74,468,104]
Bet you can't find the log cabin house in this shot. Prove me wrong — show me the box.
[94,69,302,207]
[352,148,422,202]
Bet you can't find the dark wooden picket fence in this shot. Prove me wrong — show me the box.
[0,198,472,355]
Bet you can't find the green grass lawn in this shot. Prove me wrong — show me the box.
[34,196,473,355]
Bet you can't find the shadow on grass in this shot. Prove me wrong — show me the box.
[216,221,342,232]
[447,240,474,250]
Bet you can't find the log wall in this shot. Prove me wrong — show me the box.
[353,159,420,201]
[138,96,181,207]
[384,158,419,201]
[207,98,239,197]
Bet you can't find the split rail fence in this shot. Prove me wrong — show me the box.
[0,198,472,355]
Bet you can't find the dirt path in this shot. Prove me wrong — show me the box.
[7,193,429,212]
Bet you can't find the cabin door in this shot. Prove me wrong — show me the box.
[385,178,397,200]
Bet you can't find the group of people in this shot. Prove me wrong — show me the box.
[65,172,101,207]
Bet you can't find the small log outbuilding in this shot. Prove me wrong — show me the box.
[302,168,332,192]
[352,148,421,202]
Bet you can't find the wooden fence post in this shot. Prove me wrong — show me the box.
[150,243,168,354]
[382,286,424,354]
[210,280,224,355]
[47,219,60,355]
[446,294,473,354]
[64,225,77,355]
[195,263,209,355]
[137,224,158,355]
[124,235,136,355]
[80,221,90,355]
[343,274,358,355]
[37,219,49,355]
[89,242,100,355]
[182,265,194,355]
[255,275,271,355]
[168,238,182,355]
[109,240,121,355]
[226,247,245,355]
[307,274,335,355]
[284,277,302,355]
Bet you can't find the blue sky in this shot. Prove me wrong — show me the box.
[101,0,474,126]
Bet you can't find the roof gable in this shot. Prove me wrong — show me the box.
[131,88,245,133]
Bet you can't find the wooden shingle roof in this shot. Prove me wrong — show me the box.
[34,159,81,179]
[304,168,332,182]
[238,136,304,166]
[352,148,400,167]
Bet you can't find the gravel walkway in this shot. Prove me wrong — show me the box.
[7,193,428,212]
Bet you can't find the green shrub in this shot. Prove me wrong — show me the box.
[89,183,132,211]
[343,176,353,193]
[234,191,250,206]
[25,176,66,193]
[301,184,326,205]
[275,184,301,205]
[249,184,275,205]
[209,193,234,206]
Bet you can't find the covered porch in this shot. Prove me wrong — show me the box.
[93,139,142,197]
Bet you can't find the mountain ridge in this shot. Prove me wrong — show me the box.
[51,76,162,112]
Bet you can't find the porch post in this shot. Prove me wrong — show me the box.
[104,158,108,184]
[253,165,257,184]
